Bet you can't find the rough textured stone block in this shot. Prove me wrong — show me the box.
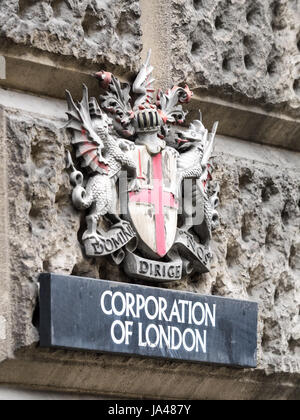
[209,147,300,374]
[0,0,142,71]
[0,106,11,363]
[171,0,300,116]
[6,110,82,348]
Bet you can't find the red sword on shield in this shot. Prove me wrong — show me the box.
[129,153,178,257]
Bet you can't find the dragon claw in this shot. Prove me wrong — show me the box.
[128,179,141,192]
[82,231,101,242]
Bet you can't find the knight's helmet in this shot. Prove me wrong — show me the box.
[133,106,163,134]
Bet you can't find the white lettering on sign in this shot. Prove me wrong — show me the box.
[111,320,133,345]
[99,291,216,354]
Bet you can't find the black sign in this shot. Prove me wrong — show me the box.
[38,273,258,368]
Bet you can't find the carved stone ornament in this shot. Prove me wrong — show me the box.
[64,51,220,283]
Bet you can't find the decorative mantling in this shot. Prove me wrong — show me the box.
[64,51,219,283]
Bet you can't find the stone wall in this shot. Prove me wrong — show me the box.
[172,0,300,115]
[0,0,299,399]
[0,0,142,70]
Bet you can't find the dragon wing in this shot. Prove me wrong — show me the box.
[200,121,219,188]
[201,121,218,168]
[65,85,108,174]
[132,49,155,108]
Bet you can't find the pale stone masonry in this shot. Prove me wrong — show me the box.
[0,106,12,363]
[0,0,299,399]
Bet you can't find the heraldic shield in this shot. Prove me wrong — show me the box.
[128,146,179,259]
[65,50,219,282]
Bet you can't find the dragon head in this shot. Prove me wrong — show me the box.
[175,117,208,152]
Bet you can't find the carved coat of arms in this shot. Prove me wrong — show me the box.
[65,51,219,283]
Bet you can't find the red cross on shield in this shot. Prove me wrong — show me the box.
[128,146,179,258]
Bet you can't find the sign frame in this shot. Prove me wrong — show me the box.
[38,273,258,368]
